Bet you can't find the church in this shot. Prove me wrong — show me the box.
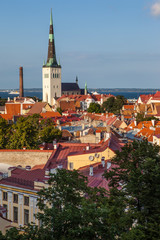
[42,10,83,105]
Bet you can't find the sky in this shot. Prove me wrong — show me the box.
[1,0,160,89]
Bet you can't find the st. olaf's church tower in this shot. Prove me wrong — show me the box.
[42,10,61,105]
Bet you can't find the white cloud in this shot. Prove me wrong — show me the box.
[151,1,160,16]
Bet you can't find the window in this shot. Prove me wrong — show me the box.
[24,209,29,225]
[53,73,54,78]
[57,74,59,78]
[24,196,29,206]
[53,85,55,88]
[57,85,58,88]
[13,194,18,204]
[3,204,7,218]
[69,162,73,170]
[44,74,49,78]
[13,207,18,223]
[3,192,7,201]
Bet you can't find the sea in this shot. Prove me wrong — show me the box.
[0,89,158,100]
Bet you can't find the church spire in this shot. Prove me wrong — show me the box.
[46,9,58,67]
[85,82,87,95]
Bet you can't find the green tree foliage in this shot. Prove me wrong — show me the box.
[1,141,160,239]
[6,116,40,149]
[56,107,62,115]
[36,169,110,239]
[0,97,7,106]
[136,113,158,122]
[40,125,62,143]
[0,115,61,149]
[0,169,123,240]
[102,95,126,114]
[104,140,160,239]
[87,102,102,113]
[0,118,11,149]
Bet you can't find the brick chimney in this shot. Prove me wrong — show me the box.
[19,66,24,97]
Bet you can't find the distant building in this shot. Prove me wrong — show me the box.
[42,10,84,106]
[42,10,62,105]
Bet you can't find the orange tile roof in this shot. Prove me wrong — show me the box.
[40,112,61,118]
[123,105,134,110]
[5,103,21,115]
[0,114,13,121]
[31,164,45,170]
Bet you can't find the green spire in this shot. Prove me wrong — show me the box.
[50,8,53,25]
[43,59,45,66]
[58,57,60,65]
[85,82,87,90]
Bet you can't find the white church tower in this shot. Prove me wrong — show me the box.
[42,10,61,105]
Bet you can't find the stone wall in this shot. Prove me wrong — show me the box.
[0,150,52,168]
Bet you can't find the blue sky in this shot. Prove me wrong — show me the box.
[1,0,160,89]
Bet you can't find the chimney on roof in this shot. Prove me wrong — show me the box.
[19,66,24,98]
[7,97,10,102]
[53,140,57,149]
[134,120,137,127]
[89,165,93,176]
[101,157,105,168]
[107,161,111,169]
[86,144,90,151]
[45,169,50,178]
[151,119,155,127]
[40,145,44,150]
[25,165,31,171]
[57,164,63,169]
[121,114,124,121]
[105,132,111,141]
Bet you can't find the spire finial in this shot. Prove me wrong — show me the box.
[76,76,78,84]
[50,8,53,25]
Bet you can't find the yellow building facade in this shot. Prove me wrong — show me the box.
[68,147,115,170]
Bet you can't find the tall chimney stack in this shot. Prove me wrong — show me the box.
[19,66,24,98]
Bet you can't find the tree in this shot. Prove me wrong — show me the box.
[102,95,126,114]
[104,140,160,239]
[35,169,122,240]
[0,118,10,149]
[56,107,62,115]
[0,97,7,106]
[39,125,62,143]
[6,116,40,149]
[136,113,158,122]
[87,102,102,113]
[102,97,115,113]
[0,169,123,240]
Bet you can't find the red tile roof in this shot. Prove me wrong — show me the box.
[139,94,153,104]
[152,91,160,100]
[0,168,45,190]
